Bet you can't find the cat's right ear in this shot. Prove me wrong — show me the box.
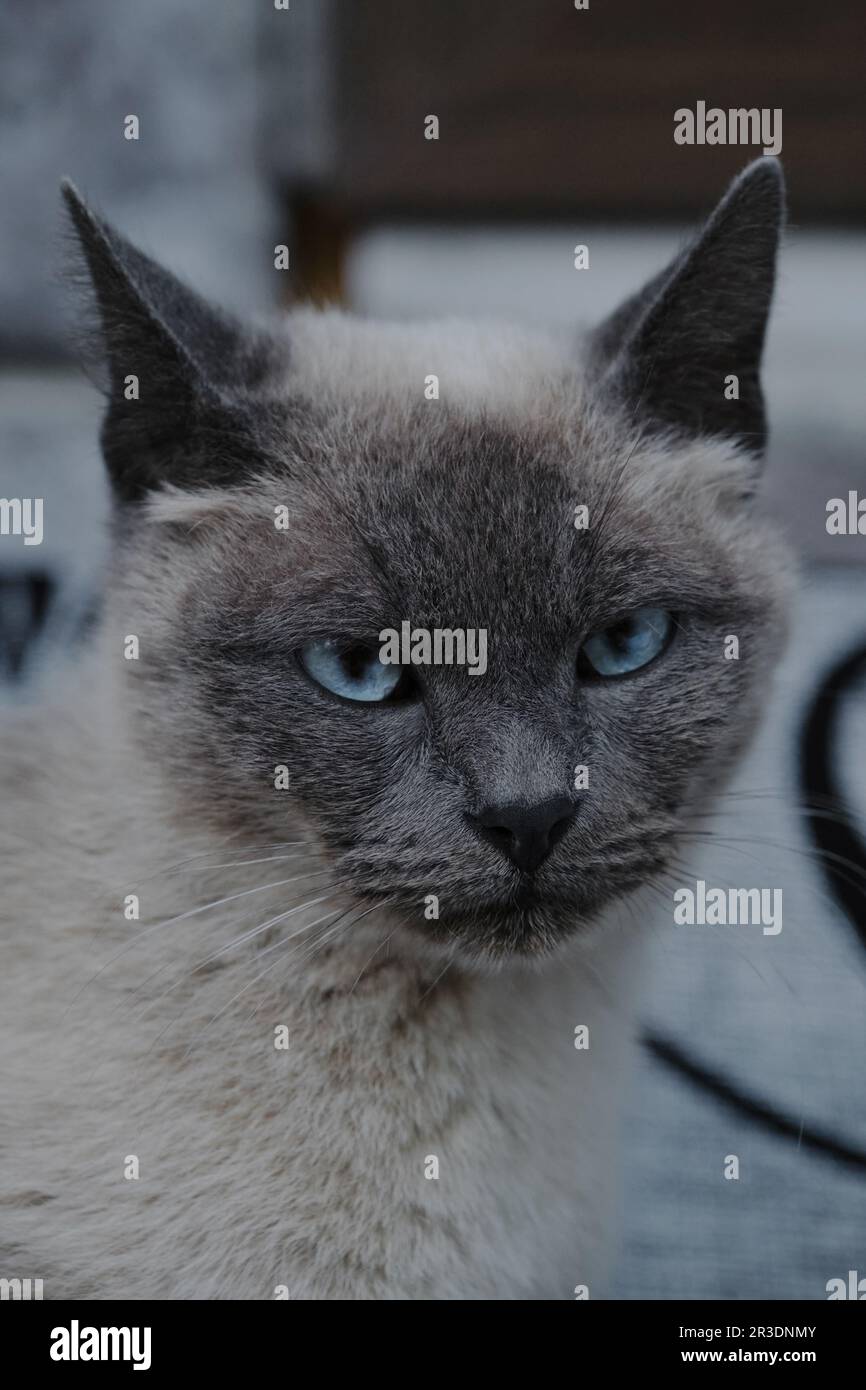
[62,181,274,502]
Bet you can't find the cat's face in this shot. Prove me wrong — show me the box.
[67,160,792,962]
[118,352,790,962]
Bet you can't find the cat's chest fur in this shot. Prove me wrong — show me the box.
[2,799,642,1299]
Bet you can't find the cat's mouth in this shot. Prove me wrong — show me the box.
[335,830,678,959]
[512,875,541,909]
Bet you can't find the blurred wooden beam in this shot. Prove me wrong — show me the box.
[331,0,866,221]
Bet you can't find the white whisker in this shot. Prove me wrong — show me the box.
[348,920,406,994]
[133,884,351,1022]
[184,899,394,1055]
[130,842,314,885]
[65,868,335,1011]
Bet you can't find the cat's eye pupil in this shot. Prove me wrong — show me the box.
[340,646,371,679]
[609,618,636,649]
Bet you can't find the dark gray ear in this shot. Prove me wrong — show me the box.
[62,181,273,501]
[592,159,785,458]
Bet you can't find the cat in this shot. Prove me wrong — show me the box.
[0,159,792,1300]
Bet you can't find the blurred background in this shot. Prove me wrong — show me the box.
[1,0,864,1299]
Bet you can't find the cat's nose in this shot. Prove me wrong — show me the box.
[467,796,576,874]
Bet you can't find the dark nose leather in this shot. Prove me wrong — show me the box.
[468,796,576,873]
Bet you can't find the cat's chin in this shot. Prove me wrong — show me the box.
[398,894,600,967]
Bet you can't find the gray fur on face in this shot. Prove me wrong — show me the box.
[64,161,792,963]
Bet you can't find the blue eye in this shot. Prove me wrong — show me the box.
[578,607,673,678]
[300,638,409,703]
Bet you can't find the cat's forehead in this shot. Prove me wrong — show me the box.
[283,308,579,418]
[147,298,760,634]
[270,409,686,641]
[277,307,617,532]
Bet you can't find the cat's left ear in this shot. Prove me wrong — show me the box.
[592,158,785,459]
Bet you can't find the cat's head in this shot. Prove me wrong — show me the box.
[65,160,792,963]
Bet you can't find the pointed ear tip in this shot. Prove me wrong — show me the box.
[60,179,94,233]
[60,182,117,262]
[736,156,786,200]
[60,178,81,207]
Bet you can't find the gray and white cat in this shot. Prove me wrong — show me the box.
[0,161,792,1299]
